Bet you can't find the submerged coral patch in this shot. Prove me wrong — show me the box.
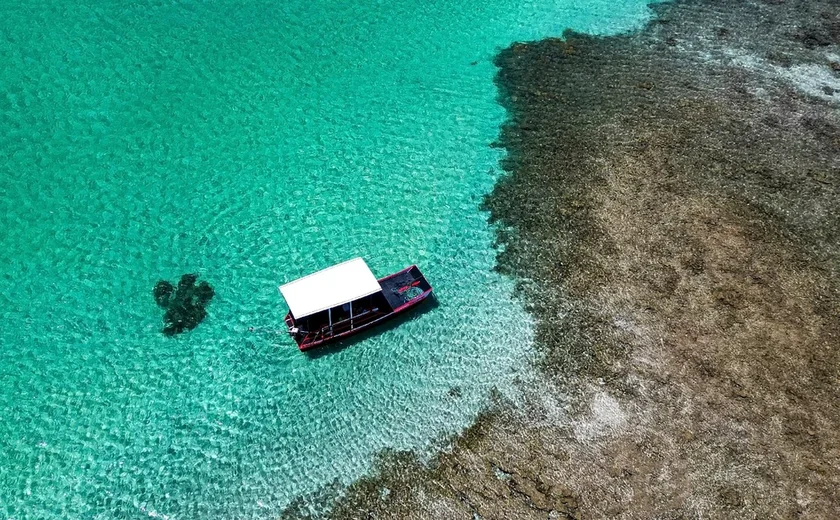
[153,274,215,336]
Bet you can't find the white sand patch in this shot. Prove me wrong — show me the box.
[724,50,840,104]
[573,390,627,441]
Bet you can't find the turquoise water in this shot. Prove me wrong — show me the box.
[1,1,656,517]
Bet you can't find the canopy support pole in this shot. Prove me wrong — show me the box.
[328,308,332,332]
[350,303,354,329]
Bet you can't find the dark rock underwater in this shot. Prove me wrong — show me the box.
[154,274,214,336]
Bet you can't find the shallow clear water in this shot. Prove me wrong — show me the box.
[1,1,656,517]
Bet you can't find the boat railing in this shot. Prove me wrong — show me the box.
[302,307,386,345]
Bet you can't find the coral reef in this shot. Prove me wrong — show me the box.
[282,0,840,518]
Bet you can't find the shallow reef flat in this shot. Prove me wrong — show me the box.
[284,0,840,517]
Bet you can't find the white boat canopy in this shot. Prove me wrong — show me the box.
[279,258,382,319]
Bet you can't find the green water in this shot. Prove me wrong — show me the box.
[1,1,656,517]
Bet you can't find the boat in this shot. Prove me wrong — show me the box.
[279,257,433,351]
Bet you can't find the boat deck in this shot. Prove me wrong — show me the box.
[379,266,432,311]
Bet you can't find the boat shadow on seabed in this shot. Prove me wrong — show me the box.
[301,294,439,360]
